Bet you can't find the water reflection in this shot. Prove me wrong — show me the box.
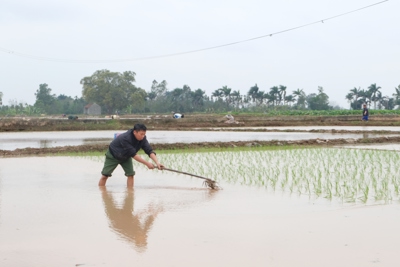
[1,130,396,150]
[100,185,219,252]
[39,139,50,148]
[100,188,162,252]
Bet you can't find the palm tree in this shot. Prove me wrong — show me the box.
[219,85,232,105]
[264,92,275,107]
[292,88,306,108]
[269,86,280,106]
[368,83,381,109]
[247,84,259,103]
[345,93,353,109]
[284,95,295,106]
[191,89,205,110]
[231,90,241,109]
[278,85,287,105]
[212,89,223,101]
[359,89,372,108]
[393,85,400,101]
[349,87,362,103]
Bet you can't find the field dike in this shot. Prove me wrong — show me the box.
[1,135,400,157]
[2,114,400,132]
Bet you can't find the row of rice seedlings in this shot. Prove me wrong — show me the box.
[152,148,400,204]
[81,147,400,204]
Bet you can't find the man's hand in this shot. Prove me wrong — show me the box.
[146,162,155,169]
[150,163,164,170]
[156,163,165,170]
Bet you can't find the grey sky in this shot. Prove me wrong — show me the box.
[1,0,398,108]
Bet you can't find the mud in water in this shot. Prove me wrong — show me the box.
[0,129,396,151]
[1,157,400,267]
[2,134,400,157]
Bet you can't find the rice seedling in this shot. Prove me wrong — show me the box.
[83,146,400,204]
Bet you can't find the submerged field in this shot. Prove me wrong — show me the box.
[1,145,400,266]
[82,146,400,205]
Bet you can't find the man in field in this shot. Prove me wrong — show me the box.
[362,104,369,121]
[173,113,184,119]
[99,123,164,187]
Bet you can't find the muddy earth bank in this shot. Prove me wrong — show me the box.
[1,114,400,157]
[2,114,400,132]
[2,135,400,157]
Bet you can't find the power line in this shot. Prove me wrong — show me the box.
[0,0,389,63]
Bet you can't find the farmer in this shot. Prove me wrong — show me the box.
[362,104,369,121]
[173,113,184,119]
[99,123,164,187]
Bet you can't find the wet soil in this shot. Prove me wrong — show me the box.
[2,113,400,132]
[1,157,399,267]
[2,135,400,157]
[2,114,400,157]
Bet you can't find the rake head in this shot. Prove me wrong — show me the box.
[203,179,222,190]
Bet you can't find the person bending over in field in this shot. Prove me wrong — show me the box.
[99,123,164,187]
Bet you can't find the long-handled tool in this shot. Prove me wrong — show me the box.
[158,167,221,190]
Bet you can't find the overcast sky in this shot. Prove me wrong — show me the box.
[1,0,398,108]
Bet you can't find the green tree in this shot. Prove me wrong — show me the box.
[368,83,381,109]
[292,89,306,109]
[247,84,260,103]
[34,83,56,114]
[191,89,206,110]
[81,70,141,114]
[346,87,363,110]
[269,86,280,106]
[350,87,361,102]
[212,88,223,101]
[307,86,331,110]
[219,85,232,106]
[284,94,295,106]
[149,80,168,100]
[231,90,242,109]
[264,92,276,106]
[357,89,371,108]
[392,85,400,107]
[131,89,147,112]
[165,85,196,113]
[379,94,394,110]
[345,93,353,109]
[278,85,287,105]
[0,91,3,106]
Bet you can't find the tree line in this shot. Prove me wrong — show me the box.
[1,69,399,115]
[345,84,400,110]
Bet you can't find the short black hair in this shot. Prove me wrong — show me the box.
[133,123,147,131]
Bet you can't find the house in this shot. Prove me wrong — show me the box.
[84,103,101,115]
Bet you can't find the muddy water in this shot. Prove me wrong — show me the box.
[210,126,400,131]
[1,157,399,267]
[0,130,393,150]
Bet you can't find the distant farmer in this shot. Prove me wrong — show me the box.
[362,104,369,121]
[173,113,184,119]
[99,123,164,187]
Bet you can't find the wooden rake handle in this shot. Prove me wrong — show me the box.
[162,167,212,181]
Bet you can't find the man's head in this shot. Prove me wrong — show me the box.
[133,124,147,141]
[363,104,367,107]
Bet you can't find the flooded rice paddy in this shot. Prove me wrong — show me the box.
[1,127,400,266]
[0,129,396,150]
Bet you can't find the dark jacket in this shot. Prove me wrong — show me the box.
[109,129,155,161]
